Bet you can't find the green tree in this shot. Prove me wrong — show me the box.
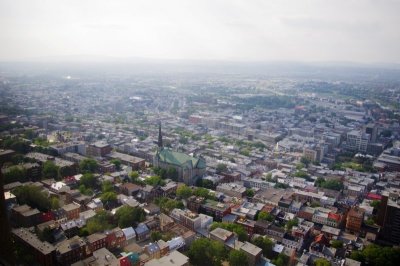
[102,180,114,193]
[370,200,380,209]
[193,187,212,199]
[286,218,299,231]
[349,244,400,266]
[252,236,274,258]
[216,163,227,174]
[188,238,226,266]
[110,159,121,170]
[42,161,59,179]
[12,185,51,212]
[258,211,274,222]
[37,227,54,243]
[50,197,60,210]
[151,231,162,242]
[145,175,165,186]
[176,184,192,199]
[272,254,289,266]
[300,157,311,166]
[3,166,27,184]
[100,191,117,205]
[85,210,114,234]
[229,250,248,266]
[154,197,184,213]
[315,258,331,266]
[166,167,178,181]
[210,222,248,241]
[130,171,139,179]
[79,184,93,196]
[79,158,98,173]
[331,240,343,249]
[80,173,97,188]
[246,188,255,198]
[115,205,146,228]
[59,166,75,178]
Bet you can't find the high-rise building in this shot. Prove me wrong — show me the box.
[346,130,369,153]
[377,190,400,245]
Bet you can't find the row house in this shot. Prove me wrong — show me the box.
[56,236,87,266]
[266,224,285,242]
[282,233,303,251]
[236,218,256,236]
[87,233,107,254]
[105,227,126,249]
[200,199,231,221]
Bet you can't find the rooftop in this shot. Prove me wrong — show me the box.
[156,148,206,168]
[12,228,55,255]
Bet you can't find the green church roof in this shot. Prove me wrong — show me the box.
[157,148,206,169]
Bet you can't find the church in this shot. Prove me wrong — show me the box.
[153,123,206,185]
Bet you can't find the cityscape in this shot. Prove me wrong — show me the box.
[1,1,400,266]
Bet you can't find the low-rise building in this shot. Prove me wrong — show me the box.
[12,228,56,266]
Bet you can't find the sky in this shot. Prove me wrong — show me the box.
[1,0,400,63]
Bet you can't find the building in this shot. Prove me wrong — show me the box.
[200,199,231,221]
[56,236,87,266]
[62,203,81,220]
[12,228,55,266]
[346,130,369,153]
[239,241,262,266]
[216,183,246,198]
[11,204,41,227]
[71,248,118,266]
[377,190,400,245]
[346,207,365,234]
[210,227,236,244]
[153,148,206,185]
[87,232,107,254]
[145,250,189,266]
[105,227,126,249]
[375,147,400,172]
[107,151,145,170]
[135,223,150,242]
[86,141,112,157]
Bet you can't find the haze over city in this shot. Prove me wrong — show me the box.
[1,0,400,63]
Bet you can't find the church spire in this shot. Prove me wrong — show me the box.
[158,121,163,148]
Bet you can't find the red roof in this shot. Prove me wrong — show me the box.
[367,193,382,200]
[328,212,341,222]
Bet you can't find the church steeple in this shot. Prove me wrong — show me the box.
[158,122,163,148]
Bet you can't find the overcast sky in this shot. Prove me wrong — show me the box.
[1,0,399,63]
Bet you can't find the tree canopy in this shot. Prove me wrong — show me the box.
[154,197,184,213]
[42,161,59,179]
[85,210,114,234]
[314,258,331,266]
[188,238,227,266]
[176,184,192,199]
[350,244,400,266]
[229,250,248,266]
[258,211,274,222]
[252,236,274,258]
[3,165,27,184]
[12,185,51,212]
[115,205,146,228]
[80,173,97,188]
[110,159,121,170]
[79,158,98,173]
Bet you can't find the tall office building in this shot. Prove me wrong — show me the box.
[377,190,400,245]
